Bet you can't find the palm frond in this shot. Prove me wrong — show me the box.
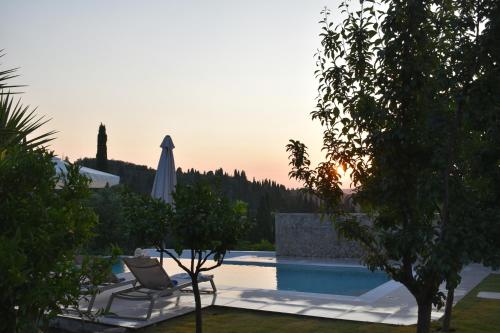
[0,51,22,94]
[0,53,55,151]
[0,92,57,150]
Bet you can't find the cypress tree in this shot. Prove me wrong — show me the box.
[96,123,108,172]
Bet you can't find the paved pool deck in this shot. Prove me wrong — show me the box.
[57,254,494,330]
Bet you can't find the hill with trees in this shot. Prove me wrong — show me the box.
[77,157,318,244]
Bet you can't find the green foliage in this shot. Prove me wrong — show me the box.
[0,58,104,332]
[84,184,277,255]
[78,158,318,244]
[162,182,248,333]
[251,193,275,242]
[122,189,170,252]
[76,248,121,317]
[287,140,343,213]
[78,158,156,194]
[0,147,97,332]
[236,239,275,251]
[78,248,121,288]
[167,183,248,261]
[288,1,499,332]
[456,1,500,270]
[85,186,127,254]
[0,93,57,152]
[84,186,171,254]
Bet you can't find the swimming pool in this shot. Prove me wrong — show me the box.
[113,258,389,296]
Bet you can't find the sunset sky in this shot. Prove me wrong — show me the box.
[1,0,351,188]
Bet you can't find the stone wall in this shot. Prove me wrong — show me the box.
[275,213,368,259]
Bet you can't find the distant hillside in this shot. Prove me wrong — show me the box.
[77,158,318,242]
[78,158,156,194]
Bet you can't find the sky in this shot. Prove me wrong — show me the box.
[1,0,351,188]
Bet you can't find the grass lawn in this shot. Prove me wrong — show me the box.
[142,274,500,333]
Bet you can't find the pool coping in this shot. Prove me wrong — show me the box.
[144,249,364,267]
[205,263,491,326]
[62,253,493,330]
[122,251,390,298]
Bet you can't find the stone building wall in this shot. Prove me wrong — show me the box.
[275,213,369,259]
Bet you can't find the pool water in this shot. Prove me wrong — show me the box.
[113,258,389,296]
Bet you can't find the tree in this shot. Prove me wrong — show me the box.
[253,193,274,242]
[287,1,499,333]
[122,190,170,256]
[0,148,98,332]
[0,58,98,332]
[96,123,108,172]
[440,4,500,329]
[86,186,127,253]
[161,183,247,333]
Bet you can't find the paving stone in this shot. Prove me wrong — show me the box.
[477,291,500,299]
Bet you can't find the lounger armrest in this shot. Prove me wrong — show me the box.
[171,273,214,282]
[96,278,136,293]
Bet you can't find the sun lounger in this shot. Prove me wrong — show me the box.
[80,275,135,314]
[74,255,136,314]
[105,257,216,320]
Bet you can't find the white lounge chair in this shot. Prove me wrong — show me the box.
[105,257,216,320]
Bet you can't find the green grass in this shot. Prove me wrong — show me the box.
[445,274,500,332]
[142,274,500,333]
[235,239,275,251]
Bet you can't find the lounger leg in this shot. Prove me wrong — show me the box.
[146,298,155,320]
[209,279,217,293]
[87,292,97,314]
[105,293,116,314]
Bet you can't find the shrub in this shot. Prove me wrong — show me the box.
[0,147,97,332]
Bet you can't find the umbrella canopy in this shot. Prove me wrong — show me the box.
[151,135,177,204]
[52,157,120,188]
[151,135,176,264]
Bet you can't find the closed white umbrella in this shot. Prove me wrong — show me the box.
[151,135,176,203]
[151,135,177,263]
[52,157,120,188]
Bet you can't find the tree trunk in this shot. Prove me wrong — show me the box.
[442,287,455,332]
[416,298,433,333]
[160,241,165,265]
[191,275,203,333]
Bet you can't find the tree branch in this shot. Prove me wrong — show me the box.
[190,249,194,273]
[199,253,226,272]
[195,250,203,273]
[162,249,191,275]
[198,250,214,270]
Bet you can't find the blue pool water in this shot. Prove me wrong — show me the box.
[113,258,389,296]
